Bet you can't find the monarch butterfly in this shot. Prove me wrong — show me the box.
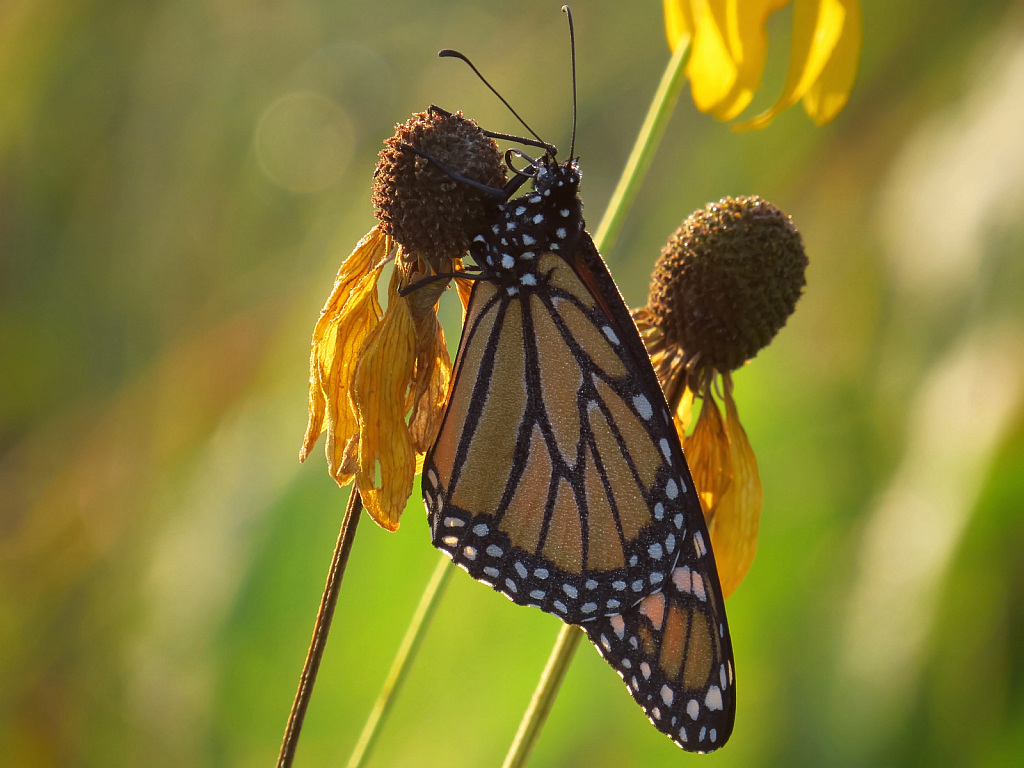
[416,7,735,752]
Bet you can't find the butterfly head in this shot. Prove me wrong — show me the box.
[533,155,581,203]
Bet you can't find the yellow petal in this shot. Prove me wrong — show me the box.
[735,0,851,130]
[455,275,474,323]
[802,0,861,124]
[686,0,738,115]
[408,310,452,456]
[353,268,418,531]
[674,384,695,439]
[300,226,388,467]
[713,0,794,120]
[684,392,733,524]
[708,379,763,599]
[663,0,695,52]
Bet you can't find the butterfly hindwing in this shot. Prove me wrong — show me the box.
[584,547,735,751]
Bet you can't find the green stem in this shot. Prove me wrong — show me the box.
[502,35,691,768]
[501,625,584,768]
[592,36,690,254]
[346,553,455,768]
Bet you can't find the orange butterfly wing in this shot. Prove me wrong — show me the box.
[423,249,691,623]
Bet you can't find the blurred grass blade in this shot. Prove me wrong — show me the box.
[592,32,690,252]
[277,490,363,768]
[347,553,455,768]
[502,625,583,768]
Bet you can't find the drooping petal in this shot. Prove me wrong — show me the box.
[801,0,861,124]
[708,377,763,599]
[715,0,794,120]
[736,0,853,130]
[407,285,453,456]
[686,0,738,116]
[684,391,733,525]
[353,267,418,531]
[663,0,695,52]
[300,226,389,469]
[685,0,793,121]
[674,383,695,440]
[455,275,474,322]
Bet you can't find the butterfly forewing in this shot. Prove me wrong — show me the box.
[424,238,695,623]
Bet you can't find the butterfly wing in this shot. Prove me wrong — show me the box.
[584,551,735,751]
[423,238,698,624]
[570,232,736,750]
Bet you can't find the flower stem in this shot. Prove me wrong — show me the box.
[502,36,691,767]
[592,36,690,254]
[502,625,584,768]
[346,553,455,768]
[277,489,363,768]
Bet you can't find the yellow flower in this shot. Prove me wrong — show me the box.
[300,227,459,530]
[634,196,806,597]
[663,0,862,128]
[300,109,504,530]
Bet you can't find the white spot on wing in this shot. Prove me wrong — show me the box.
[672,566,691,593]
[633,394,653,420]
[692,571,707,601]
[705,686,723,711]
[602,326,619,344]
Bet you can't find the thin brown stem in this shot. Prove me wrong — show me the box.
[276,489,363,768]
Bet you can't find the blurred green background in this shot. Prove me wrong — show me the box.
[3,1,1024,766]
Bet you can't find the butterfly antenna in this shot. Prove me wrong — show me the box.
[562,5,578,159]
[438,49,550,151]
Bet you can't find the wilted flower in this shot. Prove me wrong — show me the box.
[633,196,807,596]
[663,0,862,128]
[300,110,505,530]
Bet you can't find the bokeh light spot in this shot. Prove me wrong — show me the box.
[255,92,353,193]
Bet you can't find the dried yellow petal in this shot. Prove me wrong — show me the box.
[708,378,763,598]
[684,392,733,525]
[301,226,389,474]
[353,267,418,530]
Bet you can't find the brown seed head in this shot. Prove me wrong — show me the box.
[646,196,807,374]
[372,110,506,269]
